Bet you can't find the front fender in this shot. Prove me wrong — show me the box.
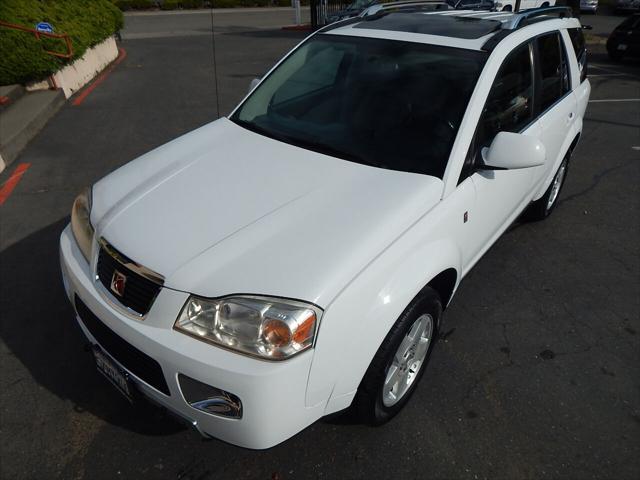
[305,236,461,410]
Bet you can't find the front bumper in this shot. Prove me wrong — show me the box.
[60,225,325,449]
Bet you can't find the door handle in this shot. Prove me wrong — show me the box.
[566,112,574,125]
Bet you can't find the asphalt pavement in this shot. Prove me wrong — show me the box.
[0,7,639,480]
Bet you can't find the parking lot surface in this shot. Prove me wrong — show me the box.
[0,8,639,480]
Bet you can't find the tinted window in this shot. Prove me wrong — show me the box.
[537,32,570,112]
[568,28,587,83]
[459,42,533,181]
[480,43,534,145]
[233,35,487,179]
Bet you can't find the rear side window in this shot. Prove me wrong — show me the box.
[537,32,571,112]
[568,28,587,83]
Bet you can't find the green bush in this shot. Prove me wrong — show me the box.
[181,0,205,7]
[0,0,123,86]
[160,0,205,9]
[160,0,181,8]
[114,0,156,10]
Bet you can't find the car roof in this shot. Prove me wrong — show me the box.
[321,8,581,51]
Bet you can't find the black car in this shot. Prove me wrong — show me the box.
[607,14,640,60]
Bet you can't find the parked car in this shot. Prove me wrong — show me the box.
[326,0,376,23]
[580,0,598,13]
[327,0,451,23]
[494,0,555,11]
[446,0,495,9]
[60,7,590,449]
[614,0,640,12]
[607,13,640,60]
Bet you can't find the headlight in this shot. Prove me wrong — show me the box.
[71,187,94,262]
[175,295,321,360]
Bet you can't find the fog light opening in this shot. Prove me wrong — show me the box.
[178,374,242,419]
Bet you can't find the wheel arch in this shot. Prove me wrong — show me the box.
[427,267,458,310]
[306,237,463,412]
[533,129,581,200]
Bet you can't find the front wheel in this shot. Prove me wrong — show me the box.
[353,288,441,425]
[502,5,513,11]
[524,155,570,222]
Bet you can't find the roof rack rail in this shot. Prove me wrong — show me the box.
[506,6,573,29]
[481,6,573,52]
[361,0,451,18]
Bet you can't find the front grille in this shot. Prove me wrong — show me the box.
[75,296,171,396]
[96,242,162,316]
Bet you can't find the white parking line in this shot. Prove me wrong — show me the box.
[588,99,640,103]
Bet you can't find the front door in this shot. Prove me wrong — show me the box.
[460,41,543,268]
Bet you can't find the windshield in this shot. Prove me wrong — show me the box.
[231,34,486,179]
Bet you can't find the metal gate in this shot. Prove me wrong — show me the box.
[310,0,353,28]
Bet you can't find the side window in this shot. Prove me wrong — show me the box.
[481,42,534,143]
[568,28,587,83]
[459,42,533,181]
[537,32,570,112]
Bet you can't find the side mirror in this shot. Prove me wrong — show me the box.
[248,77,261,93]
[482,131,545,170]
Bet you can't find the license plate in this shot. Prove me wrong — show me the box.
[618,44,628,51]
[93,346,133,402]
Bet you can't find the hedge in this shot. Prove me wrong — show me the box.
[0,0,123,86]
[115,0,296,9]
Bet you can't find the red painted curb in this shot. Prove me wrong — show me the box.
[72,47,127,106]
[0,163,31,206]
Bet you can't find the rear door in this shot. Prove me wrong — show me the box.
[533,31,577,189]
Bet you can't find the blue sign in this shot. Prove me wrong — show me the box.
[35,22,54,34]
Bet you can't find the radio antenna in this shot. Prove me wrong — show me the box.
[210,5,221,118]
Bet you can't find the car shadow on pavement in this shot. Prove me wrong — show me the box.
[0,218,186,437]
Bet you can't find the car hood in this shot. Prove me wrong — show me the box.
[93,118,443,307]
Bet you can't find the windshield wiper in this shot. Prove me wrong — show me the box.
[232,118,375,167]
[230,118,289,144]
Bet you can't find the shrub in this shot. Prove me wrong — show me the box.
[161,0,205,9]
[0,0,123,85]
[181,0,205,7]
[114,0,156,10]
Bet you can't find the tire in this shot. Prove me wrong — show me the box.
[353,287,442,425]
[502,5,512,11]
[541,2,549,6]
[523,154,570,222]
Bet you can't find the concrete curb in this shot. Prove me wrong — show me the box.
[0,90,65,174]
[26,36,119,99]
[0,36,123,173]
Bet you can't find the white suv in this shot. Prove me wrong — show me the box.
[60,7,590,449]
[494,0,556,11]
